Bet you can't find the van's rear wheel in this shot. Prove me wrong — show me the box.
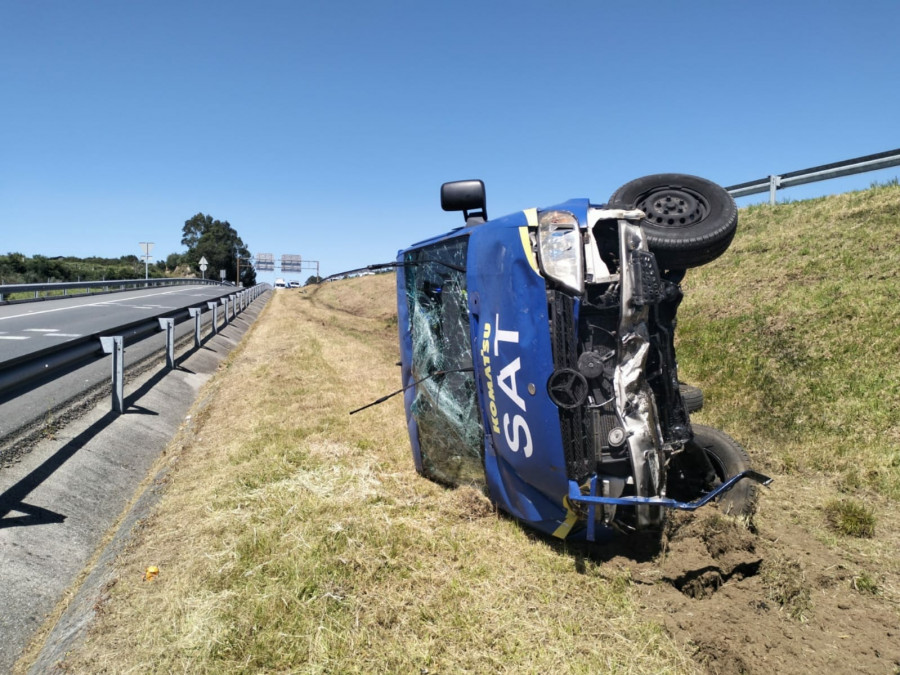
[608,174,738,269]
[679,383,704,413]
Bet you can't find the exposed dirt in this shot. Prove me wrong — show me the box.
[595,488,900,675]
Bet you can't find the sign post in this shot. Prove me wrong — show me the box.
[199,256,209,280]
[139,242,154,280]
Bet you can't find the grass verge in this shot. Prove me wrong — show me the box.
[43,278,693,674]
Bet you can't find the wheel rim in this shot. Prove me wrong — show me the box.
[637,187,708,229]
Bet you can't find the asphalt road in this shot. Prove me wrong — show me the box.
[0,285,235,365]
[0,284,240,446]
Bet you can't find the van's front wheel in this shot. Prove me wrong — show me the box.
[668,425,757,517]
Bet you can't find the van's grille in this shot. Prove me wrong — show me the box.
[548,291,594,482]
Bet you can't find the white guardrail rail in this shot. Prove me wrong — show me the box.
[726,148,900,205]
[0,282,271,414]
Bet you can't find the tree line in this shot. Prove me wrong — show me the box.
[1,213,257,286]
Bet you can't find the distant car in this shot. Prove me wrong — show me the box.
[289,280,302,288]
[396,175,769,542]
[274,278,287,288]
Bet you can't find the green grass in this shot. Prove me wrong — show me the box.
[823,498,876,538]
[677,185,900,498]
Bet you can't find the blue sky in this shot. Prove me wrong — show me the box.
[2,0,898,282]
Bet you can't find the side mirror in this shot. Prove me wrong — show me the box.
[441,180,488,224]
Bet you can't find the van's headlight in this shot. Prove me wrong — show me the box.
[537,210,584,294]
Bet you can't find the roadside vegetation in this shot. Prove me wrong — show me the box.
[19,185,900,673]
[1,211,254,292]
[0,252,171,285]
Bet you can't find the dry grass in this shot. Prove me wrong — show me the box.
[45,276,694,674]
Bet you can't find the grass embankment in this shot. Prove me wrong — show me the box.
[23,185,900,674]
[678,183,900,499]
[43,278,691,674]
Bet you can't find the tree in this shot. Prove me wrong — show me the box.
[181,213,257,286]
[166,252,184,271]
[304,275,323,286]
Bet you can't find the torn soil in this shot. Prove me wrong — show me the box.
[594,480,900,675]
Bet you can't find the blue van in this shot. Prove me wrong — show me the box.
[396,174,769,541]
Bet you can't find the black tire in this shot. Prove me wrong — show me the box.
[608,174,738,269]
[669,425,756,517]
[679,383,704,413]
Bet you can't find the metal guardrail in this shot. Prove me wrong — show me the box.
[726,148,900,205]
[0,283,271,413]
[0,277,225,304]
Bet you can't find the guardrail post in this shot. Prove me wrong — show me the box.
[769,174,781,205]
[207,301,219,334]
[100,336,125,414]
[189,307,202,347]
[221,297,229,325]
[158,318,175,369]
[230,294,237,320]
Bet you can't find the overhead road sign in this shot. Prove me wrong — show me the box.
[281,254,303,272]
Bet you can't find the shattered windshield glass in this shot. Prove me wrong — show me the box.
[405,237,485,490]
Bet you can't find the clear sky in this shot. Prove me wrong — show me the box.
[2,0,898,282]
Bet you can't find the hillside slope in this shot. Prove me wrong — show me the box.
[678,184,900,499]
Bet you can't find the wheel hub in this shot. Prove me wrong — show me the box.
[638,188,707,228]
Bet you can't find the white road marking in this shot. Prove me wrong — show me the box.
[24,328,59,332]
[45,333,82,338]
[0,335,29,340]
[103,304,173,310]
[0,287,221,322]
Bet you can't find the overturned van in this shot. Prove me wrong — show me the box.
[396,175,770,541]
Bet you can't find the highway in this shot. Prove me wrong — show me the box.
[0,284,235,365]
[0,283,241,447]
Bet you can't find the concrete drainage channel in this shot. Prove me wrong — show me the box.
[0,290,271,673]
